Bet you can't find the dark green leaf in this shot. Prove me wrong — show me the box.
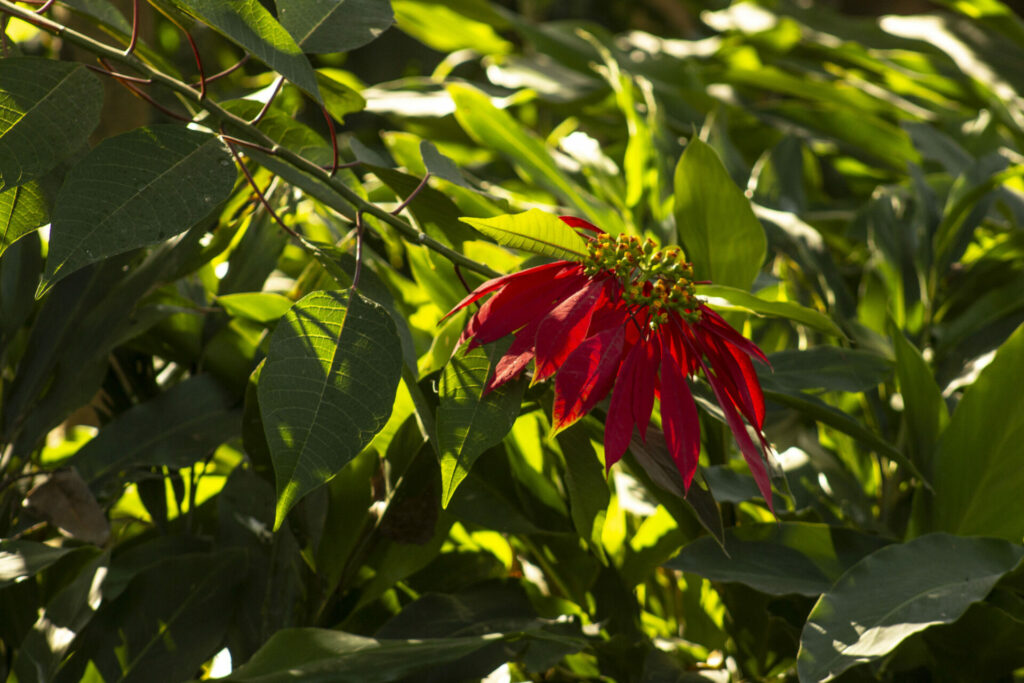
[668,522,890,596]
[258,289,402,528]
[317,71,367,123]
[70,373,240,491]
[225,628,511,682]
[276,0,394,53]
[889,320,948,472]
[797,533,1024,682]
[437,344,525,507]
[675,137,766,291]
[171,0,321,100]
[758,347,893,394]
[41,126,236,293]
[0,58,103,192]
[0,541,74,589]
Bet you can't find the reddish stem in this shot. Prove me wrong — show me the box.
[34,0,56,12]
[321,105,339,176]
[390,173,431,216]
[219,133,277,156]
[85,63,152,83]
[98,57,192,121]
[250,76,284,125]
[223,131,302,241]
[124,0,139,55]
[157,5,206,97]
[196,54,249,87]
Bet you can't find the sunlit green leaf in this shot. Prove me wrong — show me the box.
[276,0,394,53]
[698,283,845,337]
[461,209,588,261]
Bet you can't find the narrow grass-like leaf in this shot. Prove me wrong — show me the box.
[798,533,1024,682]
[698,283,845,338]
[259,289,402,529]
[0,180,49,259]
[171,0,321,100]
[276,0,394,53]
[0,58,103,192]
[40,126,235,294]
[437,343,525,508]
[675,138,766,291]
[461,209,588,261]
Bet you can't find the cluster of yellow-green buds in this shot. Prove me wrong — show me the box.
[583,233,701,329]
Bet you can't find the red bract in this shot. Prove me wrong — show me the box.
[444,217,774,508]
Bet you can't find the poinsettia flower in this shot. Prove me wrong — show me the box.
[445,216,773,506]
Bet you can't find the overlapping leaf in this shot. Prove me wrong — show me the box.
[259,289,402,528]
[41,126,236,294]
[437,344,525,507]
[276,0,394,53]
[0,180,49,258]
[0,58,102,192]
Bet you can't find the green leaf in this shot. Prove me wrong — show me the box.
[698,283,846,338]
[317,71,367,124]
[0,540,73,589]
[12,551,109,683]
[225,628,517,682]
[40,126,236,294]
[276,0,394,53]
[758,347,893,394]
[448,83,620,232]
[0,58,103,192]
[797,533,1024,683]
[217,291,294,324]
[0,180,49,259]
[258,289,402,529]
[461,209,588,261]
[674,138,766,291]
[764,388,928,485]
[69,374,241,490]
[889,319,948,472]
[170,0,321,100]
[920,322,1024,540]
[437,344,525,508]
[668,522,890,596]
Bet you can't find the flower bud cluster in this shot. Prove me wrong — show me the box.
[584,233,701,328]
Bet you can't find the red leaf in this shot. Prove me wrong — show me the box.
[632,333,661,441]
[700,328,766,429]
[533,278,604,383]
[603,340,645,470]
[697,354,775,513]
[461,265,586,349]
[660,330,701,489]
[559,215,604,234]
[699,305,769,365]
[486,324,537,393]
[552,325,626,432]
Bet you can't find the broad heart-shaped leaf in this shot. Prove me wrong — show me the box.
[797,533,1024,683]
[437,343,525,508]
[667,522,891,597]
[276,0,395,53]
[169,0,321,101]
[0,180,49,258]
[675,137,766,291]
[915,322,1024,540]
[697,284,845,338]
[461,209,588,261]
[0,58,103,192]
[259,289,402,529]
[40,126,235,294]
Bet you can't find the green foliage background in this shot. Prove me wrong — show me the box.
[2,0,1024,681]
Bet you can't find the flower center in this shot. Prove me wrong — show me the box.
[583,234,701,328]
